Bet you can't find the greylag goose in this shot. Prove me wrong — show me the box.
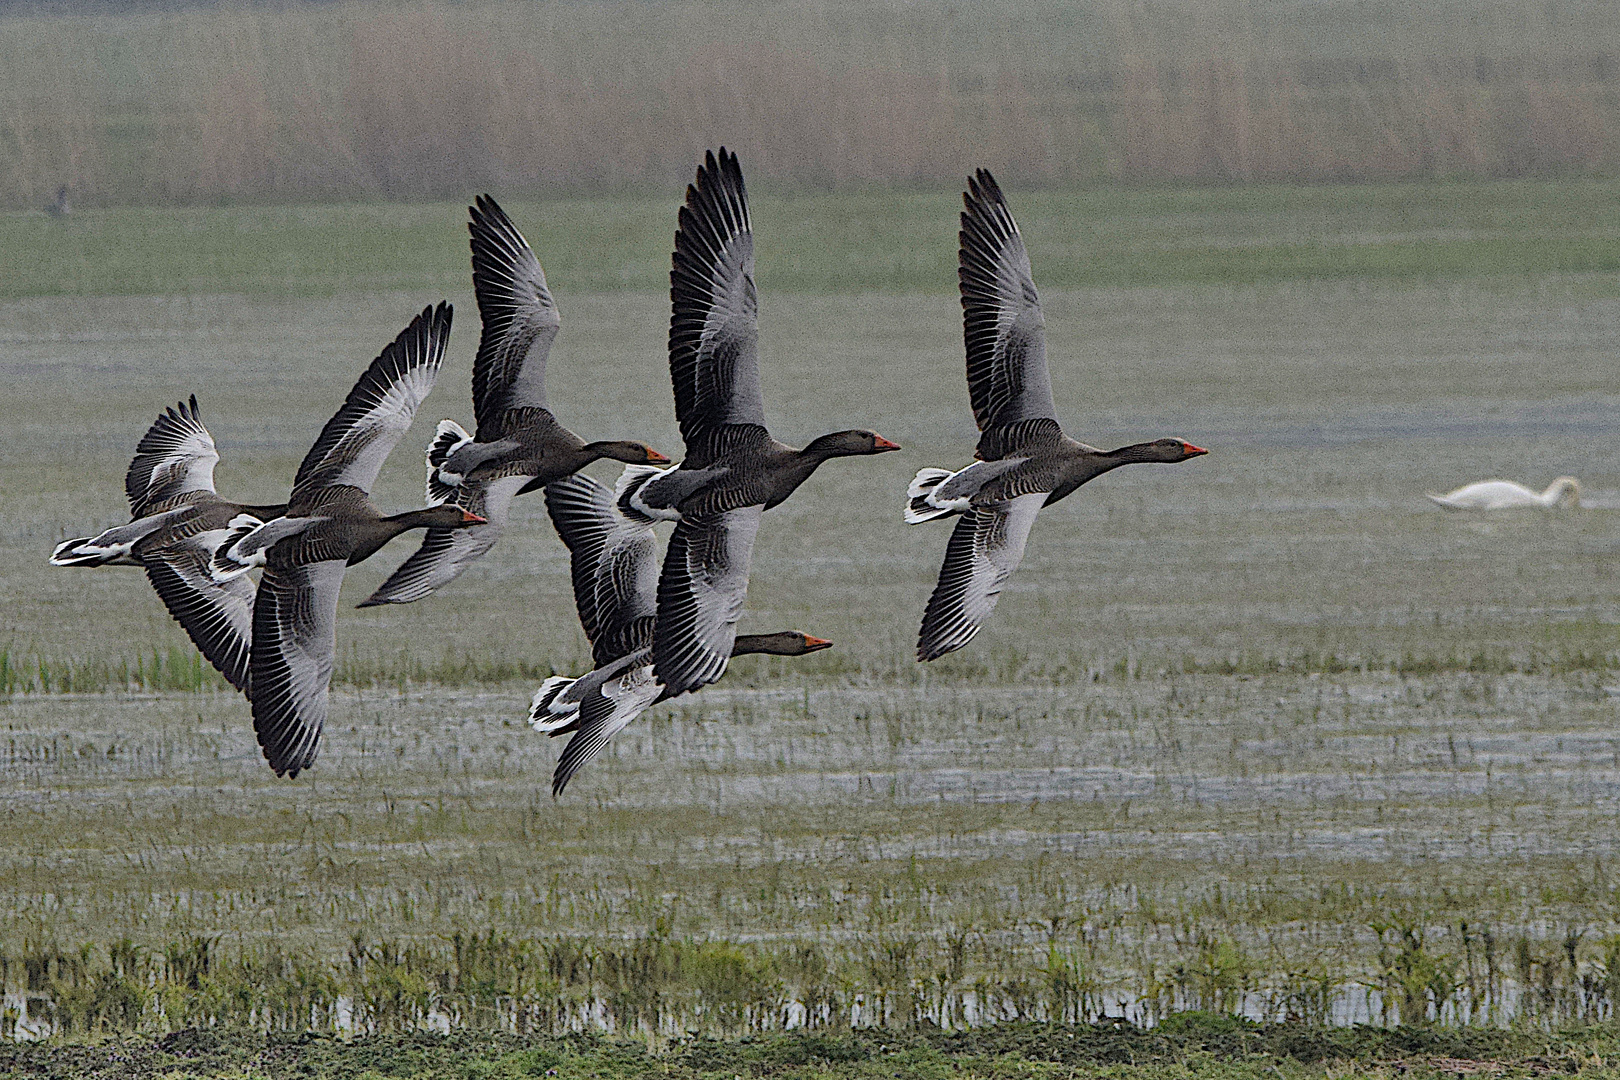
[619,148,899,697]
[908,170,1207,662]
[50,396,286,692]
[360,196,669,607]
[213,304,485,777]
[1428,477,1580,509]
[532,472,831,794]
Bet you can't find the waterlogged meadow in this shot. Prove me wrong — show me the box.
[2,183,1620,1039]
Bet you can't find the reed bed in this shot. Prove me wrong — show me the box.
[3,0,1620,209]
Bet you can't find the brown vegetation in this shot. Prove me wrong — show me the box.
[2,0,1618,208]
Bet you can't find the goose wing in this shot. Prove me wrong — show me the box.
[551,653,661,796]
[650,505,761,696]
[126,396,220,517]
[468,196,561,432]
[292,303,452,500]
[141,520,257,692]
[357,474,523,607]
[249,559,346,777]
[917,492,1044,661]
[544,473,658,667]
[669,148,765,445]
[960,170,1055,432]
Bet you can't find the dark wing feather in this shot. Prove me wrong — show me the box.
[249,560,346,777]
[126,396,219,517]
[650,505,761,697]
[468,196,561,432]
[917,493,1044,661]
[544,473,658,667]
[960,170,1055,433]
[668,148,765,446]
[141,534,256,693]
[293,304,452,500]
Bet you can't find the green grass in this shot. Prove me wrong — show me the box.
[6,179,1620,299]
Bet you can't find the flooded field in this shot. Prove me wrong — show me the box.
[2,189,1620,1032]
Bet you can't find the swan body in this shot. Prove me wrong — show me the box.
[1428,477,1580,510]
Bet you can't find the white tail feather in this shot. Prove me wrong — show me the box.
[530,675,580,731]
[425,419,474,504]
[612,463,678,523]
[904,466,968,524]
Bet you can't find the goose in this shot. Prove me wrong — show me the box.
[49,396,287,692]
[618,148,899,698]
[360,196,669,607]
[45,185,70,218]
[1428,477,1580,510]
[907,170,1207,662]
[532,472,832,795]
[213,304,485,777]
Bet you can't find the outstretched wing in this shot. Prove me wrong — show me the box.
[668,148,765,446]
[126,396,219,517]
[468,196,561,432]
[544,473,658,667]
[551,655,661,797]
[917,492,1044,661]
[650,505,761,696]
[249,560,346,777]
[960,170,1055,432]
[141,523,257,693]
[357,474,522,607]
[293,303,452,500]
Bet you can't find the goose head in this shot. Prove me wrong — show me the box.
[804,430,902,459]
[733,631,834,657]
[1117,438,1207,464]
[588,441,672,466]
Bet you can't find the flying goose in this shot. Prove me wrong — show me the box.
[532,472,832,795]
[617,148,899,698]
[214,304,484,777]
[1428,477,1581,509]
[361,196,669,607]
[50,396,287,692]
[907,170,1207,662]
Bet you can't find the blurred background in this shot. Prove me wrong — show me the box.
[3,0,1620,208]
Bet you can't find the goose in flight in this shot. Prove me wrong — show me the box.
[617,148,899,697]
[362,196,668,607]
[907,170,1207,662]
[50,396,286,693]
[214,304,484,777]
[532,472,832,795]
[1428,477,1580,509]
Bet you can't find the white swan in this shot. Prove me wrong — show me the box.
[1428,477,1580,510]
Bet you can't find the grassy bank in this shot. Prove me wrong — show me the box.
[11,1019,1620,1079]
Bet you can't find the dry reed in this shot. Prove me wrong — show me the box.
[1,0,1618,208]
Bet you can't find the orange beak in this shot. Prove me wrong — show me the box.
[461,510,488,524]
[872,435,902,452]
[645,448,672,464]
[802,634,834,651]
[1183,443,1208,457]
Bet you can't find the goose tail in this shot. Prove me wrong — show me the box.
[425,419,474,504]
[905,467,967,524]
[613,463,678,523]
[209,514,268,581]
[50,535,140,567]
[530,676,581,734]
